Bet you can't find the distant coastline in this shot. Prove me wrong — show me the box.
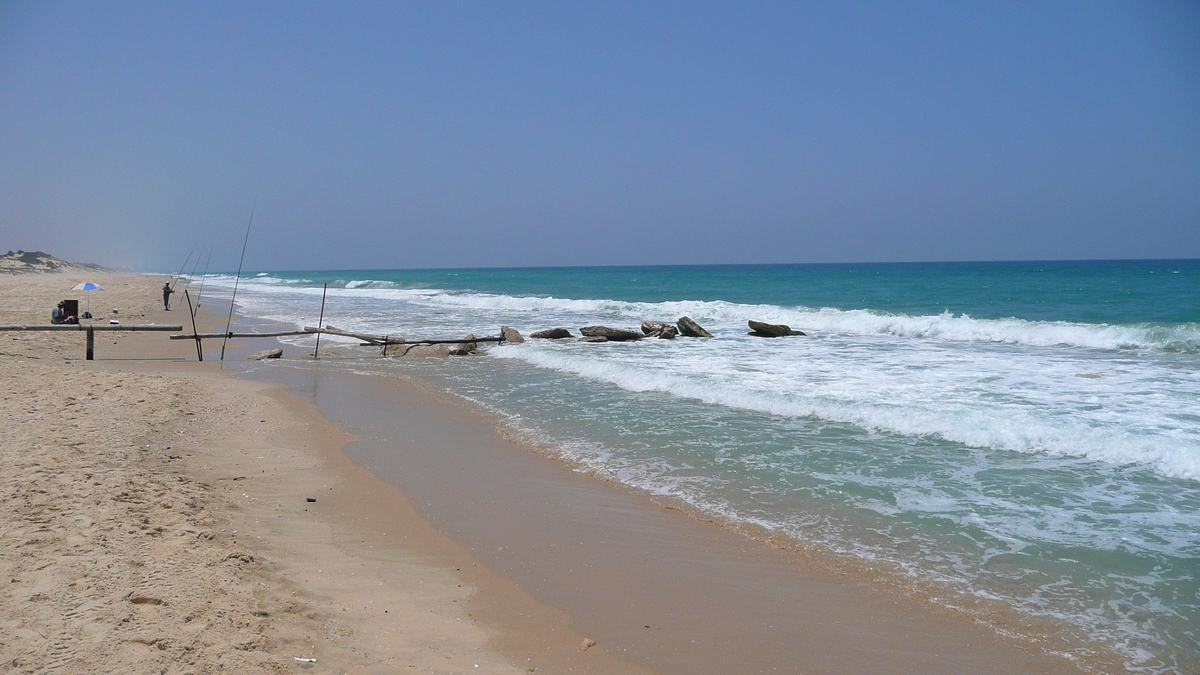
[0,249,108,275]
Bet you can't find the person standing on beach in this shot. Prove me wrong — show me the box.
[162,282,174,310]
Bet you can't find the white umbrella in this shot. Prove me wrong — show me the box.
[70,282,105,317]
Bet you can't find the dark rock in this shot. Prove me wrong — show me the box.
[500,326,525,343]
[578,336,608,343]
[449,334,478,355]
[246,348,283,360]
[530,328,574,339]
[748,320,805,337]
[641,320,672,335]
[306,498,316,503]
[676,316,713,338]
[581,326,642,341]
[656,325,678,339]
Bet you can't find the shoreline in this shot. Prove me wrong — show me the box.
[1,270,1100,674]
[245,358,1096,675]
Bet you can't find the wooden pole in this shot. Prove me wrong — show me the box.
[0,325,182,331]
[86,325,94,360]
[301,325,403,344]
[169,329,505,344]
[194,245,213,314]
[313,283,328,358]
[184,290,203,362]
[221,195,257,367]
[170,330,314,340]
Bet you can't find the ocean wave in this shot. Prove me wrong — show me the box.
[215,277,1200,352]
[393,289,1200,353]
[344,279,400,289]
[789,308,1200,353]
[491,348,1200,481]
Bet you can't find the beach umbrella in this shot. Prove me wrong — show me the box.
[70,281,105,316]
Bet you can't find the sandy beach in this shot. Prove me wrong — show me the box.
[0,270,1097,674]
[1,271,641,675]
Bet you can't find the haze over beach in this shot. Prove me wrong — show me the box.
[2,3,1199,675]
[1,1,1198,270]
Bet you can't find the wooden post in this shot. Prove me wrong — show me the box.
[314,283,328,358]
[86,325,94,360]
[184,290,203,362]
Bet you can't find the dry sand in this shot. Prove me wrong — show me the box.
[0,271,631,675]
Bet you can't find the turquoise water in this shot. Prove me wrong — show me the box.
[209,260,1200,673]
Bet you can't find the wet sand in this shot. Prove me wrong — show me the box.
[1,270,1094,674]
[252,363,1091,675]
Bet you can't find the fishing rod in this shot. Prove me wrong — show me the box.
[220,196,257,366]
[170,244,197,290]
[193,245,214,317]
[182,246,204,292]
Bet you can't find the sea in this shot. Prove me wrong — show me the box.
[200,259,1200,674]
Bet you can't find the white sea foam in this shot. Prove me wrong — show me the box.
[492,344,1200,481]
[345,279,400,289]
[225,276,1200,352]
[215,277,1200,480]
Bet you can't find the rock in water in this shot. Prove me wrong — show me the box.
[397,344,452,357]
[246,348,283,360]
[500,326,525,343]
[580,326,642,341]
[641,320,672,336]
[578,336,609,342]
[656,325,678,339]
[530,328,574,339]
[450,334,478,355]
[748,320,806,337]
[676,316,713,338]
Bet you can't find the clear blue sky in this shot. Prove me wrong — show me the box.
[1,1,1197,272]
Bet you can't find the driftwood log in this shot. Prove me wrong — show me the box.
[303,325,404,345]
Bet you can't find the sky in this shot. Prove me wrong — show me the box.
[1,1,1197,272]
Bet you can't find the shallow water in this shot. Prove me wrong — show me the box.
[205,260,1200,673]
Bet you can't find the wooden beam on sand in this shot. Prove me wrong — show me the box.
[0,324,184,361]
[302,325,507,346]
[169,330,313,340]
[167,324,507,346]
[0,324,182,331]
[168,325,393,342]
